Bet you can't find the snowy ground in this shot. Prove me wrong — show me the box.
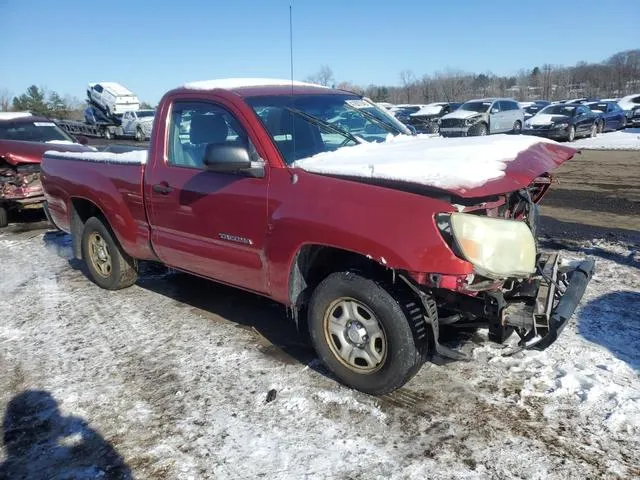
[572,127,640,150]
[0,227,639,479]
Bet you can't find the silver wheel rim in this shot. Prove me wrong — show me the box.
[514,121,521,133]
[569,127,575,141]
[592,124,597,137]
[88,232,112,278]
[323,297,387,373]
[480,125,487,136]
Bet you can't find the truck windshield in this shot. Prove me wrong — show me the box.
[246,94,409,164]
[0,120,74,143]
[137,111,155,118]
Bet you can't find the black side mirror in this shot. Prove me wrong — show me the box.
[203,143,264,178]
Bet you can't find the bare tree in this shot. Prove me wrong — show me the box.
[304,65,335,87]
[0,89,13,111]
[399,70,416,103]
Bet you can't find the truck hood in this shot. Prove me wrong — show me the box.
[293,134,576,198]
[441,109,485,120]
[0,139,91,166]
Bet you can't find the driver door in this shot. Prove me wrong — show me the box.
[145,100,270,293]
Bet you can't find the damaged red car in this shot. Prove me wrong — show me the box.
[0,114,89,227]
[41,80,595,395]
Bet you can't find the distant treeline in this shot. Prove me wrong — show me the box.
[305,49,640,103]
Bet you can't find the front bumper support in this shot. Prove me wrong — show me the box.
[504,253,595,350]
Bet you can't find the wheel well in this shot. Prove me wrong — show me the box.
[69,198,106,259]
[288,245,391,312]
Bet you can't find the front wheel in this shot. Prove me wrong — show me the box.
[470,122,488,136]
[81,216,137,290]
[103,128,113,140]
[308,272,430,395]
[590,123,598,138]
[0,206,8,228]
[567,125,576,142]
[135,127,144,142]
[512,120,522,135]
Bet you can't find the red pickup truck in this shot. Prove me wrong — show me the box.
[41,79,594,394]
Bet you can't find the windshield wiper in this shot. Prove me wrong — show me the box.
[343,103,402,135]
[284,107,362,145]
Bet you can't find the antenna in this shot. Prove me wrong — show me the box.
[289,3,296,165]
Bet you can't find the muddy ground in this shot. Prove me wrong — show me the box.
[0,147,638,479]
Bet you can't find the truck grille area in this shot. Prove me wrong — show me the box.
[440,118,467,128]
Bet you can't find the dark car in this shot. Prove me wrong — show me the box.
[522,101,551,120]
[523,103,599,141]
[407,102,462,133]
[390,105,424,125]
[586,101,626,132]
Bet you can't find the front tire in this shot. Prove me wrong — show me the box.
[308,272,429,395]
[567,125,576,142]
[590,123,598,138]
[81,217,137,290]
[512,120,522,134]
[103,128,113,141]
[0,206,8,228]
[135,127,144,142]
[470,122,488,136]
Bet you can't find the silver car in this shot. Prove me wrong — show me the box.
[439,98,524,137]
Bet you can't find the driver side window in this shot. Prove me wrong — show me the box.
[168,101,249,169]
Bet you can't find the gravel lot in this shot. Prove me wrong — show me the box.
[0,148,638,479]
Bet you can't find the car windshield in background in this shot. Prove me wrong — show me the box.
[247,94,408,164]
[137,111,155,118]
[539,105,576,116]
[587,103,607,112]
[525,105,542,114]
[459,101,492,113]
[0,121,74,142]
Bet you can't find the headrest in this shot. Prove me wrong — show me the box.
[189,114,228,144]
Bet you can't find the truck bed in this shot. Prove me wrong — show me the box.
[41,149,156,260]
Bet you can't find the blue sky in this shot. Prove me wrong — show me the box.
[1,0,637,104]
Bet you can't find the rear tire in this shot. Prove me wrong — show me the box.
[308,272,430,395]
[81,216,137,290]
[0,206,8,228]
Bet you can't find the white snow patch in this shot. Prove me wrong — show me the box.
[183,78,326,90]
[410,103,445,116]
[572,128,640,150]
[293,134,559,190]
[46,140,80,145]
[0,112,32,120]
[44,149,148,164]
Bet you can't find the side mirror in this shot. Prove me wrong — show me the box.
[203,143,264,178]
[490,108,499,114]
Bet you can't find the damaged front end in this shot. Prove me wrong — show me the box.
[402,186,595,359]
[0,161,45,209]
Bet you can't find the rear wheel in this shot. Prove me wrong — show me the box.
[308,272,430,395]
[81,217,137,290]
[0,206,8,228]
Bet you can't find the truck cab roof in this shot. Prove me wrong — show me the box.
[171,78,344,98]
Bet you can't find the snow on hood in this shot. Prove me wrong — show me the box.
[441,109,484,120]
[527,114,567,125]
[410,104,445,116]
[293,134,558,191]
[183,78,326,90]
[0,112,33,120]
[44,149,148,164]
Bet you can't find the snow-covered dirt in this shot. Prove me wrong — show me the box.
[0,228,639,479]
[572,128,640,150]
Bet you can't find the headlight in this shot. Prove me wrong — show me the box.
[552,122,569,129]
[438,213,536,279]
[465,116,481,126]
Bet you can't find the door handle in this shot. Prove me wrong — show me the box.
[152,183,173,195]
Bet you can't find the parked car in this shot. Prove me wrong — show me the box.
[390,104,427,124]
[618,94,640,127]
[41,79,594,395]
[439,98,524,137]
[0,114,90,227]
[522,101,551,120]
[407,102,461,133]
[523,103,599,141]
[87,82,140,116]
[120,110,155,141]
[585,101,626,132]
